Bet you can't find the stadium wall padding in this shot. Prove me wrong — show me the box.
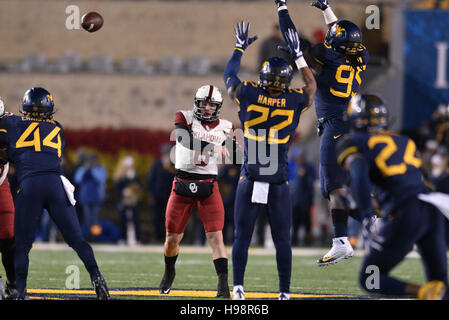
[402,10,449,130]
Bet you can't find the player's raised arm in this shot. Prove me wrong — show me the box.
[279,27,316,107]
[275,1,323,77]
[310,0,338,28]
[223,20,258,104]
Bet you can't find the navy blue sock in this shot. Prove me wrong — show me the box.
[14,243,31,294]
[274,240,291,293]
[331,209,348,238]
[213,257,228,276]
[67,238,100,279]
[347,208,362,222]
[0,238,16,284]
[232,239,251,286]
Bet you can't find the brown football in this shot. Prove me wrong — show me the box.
[81,12,103,33]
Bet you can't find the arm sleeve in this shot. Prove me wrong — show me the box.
[277,9,309,51]
[233,82,244,106]
[336,136,373,220]
[348,156,373,220]
[336,136,360,167]
[223,49,243,90]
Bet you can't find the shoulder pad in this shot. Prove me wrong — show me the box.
[310,43,329,65]
[218,119,233,133]
[54,120,64,128]
[176,110,194,126]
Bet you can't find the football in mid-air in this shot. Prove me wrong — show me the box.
[81,12,103,33]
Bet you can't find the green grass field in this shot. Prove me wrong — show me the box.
[0,245,435,300]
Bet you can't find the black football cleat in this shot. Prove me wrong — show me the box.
[92,274,111,300]
[159,268,176,294]
[5,289,26,300]
[5,281,17,297]
[215,274,231,298]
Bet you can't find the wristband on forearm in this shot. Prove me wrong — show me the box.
[323,7,338,25]
[295,56,308,69]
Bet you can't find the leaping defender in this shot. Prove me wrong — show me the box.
[274,0,370,266]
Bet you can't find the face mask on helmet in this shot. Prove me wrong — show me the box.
[21,87,55,119]
[326,21,363,56]
[346,94,389,132]
[259,58,293,92]
[193,85,223,122]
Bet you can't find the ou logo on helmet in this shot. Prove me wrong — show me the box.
[189,183,198,194]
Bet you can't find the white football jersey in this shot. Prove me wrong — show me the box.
[175,110,232,176]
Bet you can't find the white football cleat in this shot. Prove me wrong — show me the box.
[279,292,290,300]
[232,285,245,300]
[317,237,354,266]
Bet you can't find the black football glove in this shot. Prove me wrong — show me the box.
[311,0,329,10]
[234,20,258,51]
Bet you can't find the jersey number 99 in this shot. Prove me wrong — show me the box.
[330,64,365,98]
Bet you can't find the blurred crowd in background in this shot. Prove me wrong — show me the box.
[1,0,448,248]
[9,103,446,249]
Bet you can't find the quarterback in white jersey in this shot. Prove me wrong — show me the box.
[159,85,238,299]
[174,107,233,176]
